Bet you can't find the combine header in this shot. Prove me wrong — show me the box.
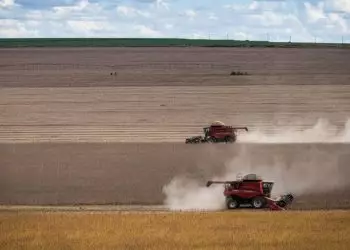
[185,121,248,144]
[206,174,294,211]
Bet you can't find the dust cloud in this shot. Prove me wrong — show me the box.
[162,118,350,211]
[220,145,346,197]
[162,176,226,210]
[238,118,350,143]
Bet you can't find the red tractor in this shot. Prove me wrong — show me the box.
[185,121,248,144]
[206,174,294,210]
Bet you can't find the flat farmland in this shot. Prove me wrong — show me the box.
[1,85,350,143]
[1,47,350,209]
[1,211,350,250]
[1,143,350,208]
[1,47,350,88]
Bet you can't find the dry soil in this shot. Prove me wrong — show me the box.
[1,47,350,209]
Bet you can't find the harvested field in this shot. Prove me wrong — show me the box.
[1,211,350,250]
[1,47,350,210]
[1,85,350,143]
[1,143,350,209]
[1,47,350,88]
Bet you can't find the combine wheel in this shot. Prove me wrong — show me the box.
[251,196,266,209]
[185,137,202,144]
[226,197,240,209]
[206,137,214,143]
[225,136,235,143]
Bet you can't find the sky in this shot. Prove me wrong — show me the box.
[0,0,349,43]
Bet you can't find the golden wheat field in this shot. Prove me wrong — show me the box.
[0,211,349,250]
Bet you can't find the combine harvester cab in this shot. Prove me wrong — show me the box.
[206,174,294,211]
[185,121,248,144]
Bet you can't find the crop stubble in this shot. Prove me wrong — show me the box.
[0,47,350,208]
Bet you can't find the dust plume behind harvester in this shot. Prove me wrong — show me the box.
[206,174,294,211]
[185,121,249,144]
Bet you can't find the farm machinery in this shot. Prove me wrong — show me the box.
[206,174,294,211]
[185,121,248,144]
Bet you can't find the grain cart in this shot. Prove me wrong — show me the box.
[206,174,294,211]
[185,121,248,144]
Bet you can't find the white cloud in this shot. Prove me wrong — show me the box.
[233,31,251,40]
[221,2,314,42]
[153,0,169,10]
[327,0,350,13]
[304,2,349,34]
[0,0,347,42]
[328,12,348,32]
[116,6,150,18]
[23,0,105,22]
[117,6,134,16]
[209,13,218,20]
[164,23,173,29]
[192,33,207,39]
[224,4,245,11]
[26,10,45,20]
[250,11,287,26]
[249,1,259,10]
[135,25,162,37]
[0,19,39,37]
[67,20,110,36]
[0,0,15,8]
[304,2,326,23]
[184,9,196,19]
[52,0,89,14]
[225,0,286,12]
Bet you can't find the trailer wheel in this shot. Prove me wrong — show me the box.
[251,196,266,209]
[226,197,240,209]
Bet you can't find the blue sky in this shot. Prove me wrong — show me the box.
[0,0,349,42]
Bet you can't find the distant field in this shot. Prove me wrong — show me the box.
[0,38,349,48]
[0,211,349,250]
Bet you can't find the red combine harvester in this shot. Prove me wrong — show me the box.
[185,121,248,144]
[206,174,294,211]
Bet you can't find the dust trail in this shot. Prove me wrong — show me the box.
[162,176,226,211]
[219,145,347,197]
[162,118,350,211]
[238,118,350,143]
